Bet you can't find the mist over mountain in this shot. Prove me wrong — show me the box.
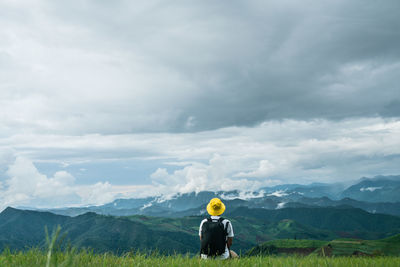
[33,175,400,218]
[340,175,400,202]
[1,175,399,255]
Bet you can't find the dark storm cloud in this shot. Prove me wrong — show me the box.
[2,1,400,208]
[175,0,400,131]
[102,0,399,131]
[1,0,399,134]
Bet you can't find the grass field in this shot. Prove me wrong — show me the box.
[246,234,400,257]
[1,250,400,267]
[2,228,399,266]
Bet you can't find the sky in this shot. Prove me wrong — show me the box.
[0,0,399,209]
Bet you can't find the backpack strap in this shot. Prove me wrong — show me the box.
[224,221,230,236]
[224,220,231,256]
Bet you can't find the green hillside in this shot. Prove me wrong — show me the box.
[0,208,198,255]
[126,215,336,252]
[1,206,400,255]
[0,207,66,249]
[0,207,336,254]
[247,234,400,257]
[228,206,400,239]
[313,234,400,257]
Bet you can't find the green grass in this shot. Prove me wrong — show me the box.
[256,239,327,248]
[1,250,400,267]
[247,234,400,257]
[311,236,400,257]
[1,227,399,266]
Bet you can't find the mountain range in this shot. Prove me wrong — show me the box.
[2,175,399,255]
[37,175,400,218]
[0,207,198,254]
[1,204,400,254]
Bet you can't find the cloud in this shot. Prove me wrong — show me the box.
[0,1,399,135]
[234,160,276,178]
[0,1,400,208]
[1,117,399,185]
[76,182,115,206]
[0,117,399,209]
[1,157,78,208]
[149,154,281,195]
[0,157,119,210]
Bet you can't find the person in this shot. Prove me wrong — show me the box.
[199,198,238,259]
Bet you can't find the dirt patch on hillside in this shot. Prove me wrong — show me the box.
[352,250,372,257]
[332,240,361,244]
[277,247,317,256]
[316,245,333,257]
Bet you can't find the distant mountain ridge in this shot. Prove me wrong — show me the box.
[2,175,399,256]
[340,175,400,202]
[34,175,400,218]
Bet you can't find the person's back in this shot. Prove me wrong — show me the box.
[199,198,238,259]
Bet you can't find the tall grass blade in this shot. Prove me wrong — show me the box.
[45,225,61,267]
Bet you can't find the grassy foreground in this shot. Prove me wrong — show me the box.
[1,250,400,267]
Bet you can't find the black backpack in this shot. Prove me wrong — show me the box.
[200,217,229,256]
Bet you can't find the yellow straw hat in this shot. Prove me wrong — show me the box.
[207,198,226,216]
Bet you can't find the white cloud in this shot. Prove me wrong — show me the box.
[150,168,170,184]
[0,118,400,209]
[2,157,78,209]
[276,202,286,209]
[234,160,276,178]
[149,154,280,196]
[267,190,289,198]
[1,117,400,187]
[220,190,266,200]
[0,157,119,210]
[77,182,115,206]
[360,187,382,192]
[0,148,15,166]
